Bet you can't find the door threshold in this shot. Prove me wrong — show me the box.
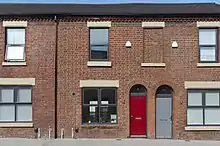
[129,135,147,138]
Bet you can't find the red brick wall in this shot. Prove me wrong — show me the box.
[1,17,220,140]
[57,19,220,140]
[144,28,164,63]
[0,21,56,138]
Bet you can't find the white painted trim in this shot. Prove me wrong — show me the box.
[2,62,27,66]
[185,126,220,131]
[197,63,220,67]
[80,80,119,87]
[197,21,220,27]
[87,61,112,67]
[3,21,28,27]
[142,22,165,28]
[141,63,166,67]
[87,21,111,27]
[0,78,35,85]
[0,123,33,127]
[185,81,220,89]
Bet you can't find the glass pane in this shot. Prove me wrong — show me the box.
[1,89,14,103]
[199,29,216,45]
[188,92,202,106]
[90,29,108,45]
[200,47,216,61]
[187,109,203,125]
[205,109,220,125]
[0,105,15,121]
[18,89,32,103]
[101,89,116,104]
[90,46,108,60]
[206,93,219,106]
[16,105,32,121]
[82,106,99,123]
[83,89,98,104]
[7,29,25,44]
[6,46,25,60]
[100,106,117,124]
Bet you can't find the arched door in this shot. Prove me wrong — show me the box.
[156,85,173,139]
[130,85,147,136]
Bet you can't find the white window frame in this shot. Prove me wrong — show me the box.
[5,28,26,62]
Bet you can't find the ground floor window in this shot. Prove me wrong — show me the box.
[82,88,117,124]
[187,90,220,125]
[0,86,32,122]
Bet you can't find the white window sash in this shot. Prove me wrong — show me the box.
[5,45,25,61]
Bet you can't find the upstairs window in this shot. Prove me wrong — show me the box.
[5,28,25,61]
[90,28,109,60]
[199,29,218,62]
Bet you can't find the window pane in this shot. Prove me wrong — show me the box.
[83,89,98,104]
[188,92,202,106]
[16,105,32,121]
[91,46,108,60]
[187,109,203,125]
[199,29,216,45]
[18,89,31,103]
[1,89,14,103]
[0,105,15,121]
[206,93,219,106]
[100,106,117,124]
[101,89,116,104]
[7,29,25,44]
[205,109,220,125]
[90,29,108,45]
[6,46,25,60]
[200,47,216,61]
[82,106,99,123]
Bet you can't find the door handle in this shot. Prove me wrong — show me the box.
[170,116,173,121]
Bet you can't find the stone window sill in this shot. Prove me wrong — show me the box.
[87,61,112,67]
[0,123,33,128]
[2,62,27,66]
[197,63,220,67]
[141,63,166,67]
[185,126,220,131]
[81,124,118,129]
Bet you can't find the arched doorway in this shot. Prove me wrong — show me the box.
[129,84,147,137]
[156,85,173,139]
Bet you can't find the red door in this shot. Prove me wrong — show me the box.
[130,96,146,135]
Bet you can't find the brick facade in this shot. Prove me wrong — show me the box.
[0,21,56,138]
[0,16,220,140]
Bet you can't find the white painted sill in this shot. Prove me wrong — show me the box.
[141,63,166,67]
[0,123,33,128]
[87,61,112,67]
[197,63,220,67]
[185,126,220,131]
[2,62,27,66]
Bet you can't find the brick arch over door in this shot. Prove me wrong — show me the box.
[129,84,147,137]
[155,85,174,139]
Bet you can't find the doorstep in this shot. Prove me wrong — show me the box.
[129,135,147,138]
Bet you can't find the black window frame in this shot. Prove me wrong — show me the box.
[198,28,218,63]
[89,28,109,61]
[82,87,117,125]
[5,27,26,62]
[187,89,220,126]
[0,86,32,123]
